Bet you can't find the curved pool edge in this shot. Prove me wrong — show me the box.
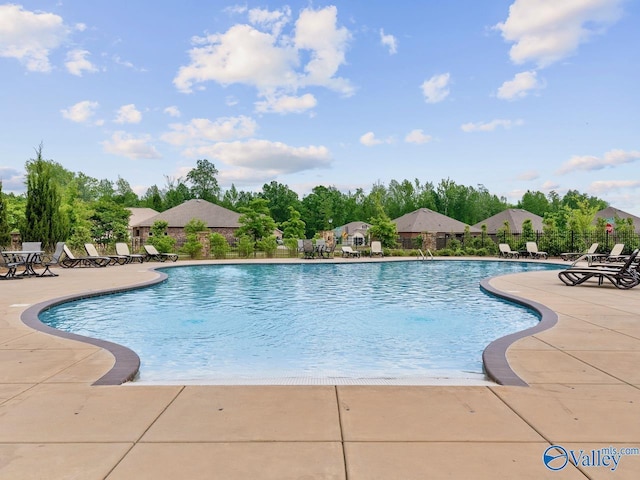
[20,270,168,386]
[479,277,558,387]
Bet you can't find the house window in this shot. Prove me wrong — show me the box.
[354,236,364,246]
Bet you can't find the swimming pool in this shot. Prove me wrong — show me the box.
[39,261,560,384]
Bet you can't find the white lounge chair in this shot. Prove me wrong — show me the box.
[143,244,178,262]
[370,241,384,257]
[560,243,598,261]
[116,242,145,263]
[341,246,360,258]
[526,242,548,259]
[498,243,519,258]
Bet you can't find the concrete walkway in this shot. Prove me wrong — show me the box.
[1,259,639,478]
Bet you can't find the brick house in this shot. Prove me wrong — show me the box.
[132,199,241,247]
[393,208,481,250]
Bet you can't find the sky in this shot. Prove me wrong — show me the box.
[1,0,639,216]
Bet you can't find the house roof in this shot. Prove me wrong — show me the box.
[133,199,241,228]
[473,209,544,233]
[393,208,481,233]
[594,206,640,231]
[127,208,159,228]
[334,221,372,234]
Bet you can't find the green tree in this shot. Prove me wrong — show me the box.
[0,181,11,247]
[22,146,69,250]
[148,220,176,253]
[517,190,550,217]
[113,176,139,206]
[89,198,130,246]
[280,206,306,239]
[163,176,192,209]
[184,217,208,235]
[368,204,398,248]
[237,198,277,246]
[259,181,300,225]
[186,159,220,203]
[142,185,164,211]
[209,232,229,259]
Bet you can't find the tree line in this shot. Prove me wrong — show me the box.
[0,147,610,251]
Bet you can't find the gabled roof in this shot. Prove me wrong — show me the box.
[127,208,159,228]
[334,221,372,234]
[393,208,480,233]
[473,209,543,233]
[594,206,640,231]
[134,199,241,228]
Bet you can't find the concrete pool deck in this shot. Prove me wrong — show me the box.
[1,257,640,478]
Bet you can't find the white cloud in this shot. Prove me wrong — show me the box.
[557,149,640,174]
[360,132,382,146]
[114,104,142,124]
[497,70,543,100]
[61,100,100,124]
[405,129,432,144]
[0,4,71,72]
[590,179,640,193]
[517,170,539,181]
[164,106,181,117]
[494,0,625,68]
[421,73,450,103]
[185,139,332,175]
[541,180,560,191]
[174,6,353,100]
[102,131,161,159]
[255,93,317,113]
[461,119,524,132]
[248,6,291,36]
[380,29,397,54]
[0,167,25,191]
[65,49,97,76]
[161,116,258,147]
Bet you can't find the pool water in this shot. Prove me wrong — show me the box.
[39,261,560,383]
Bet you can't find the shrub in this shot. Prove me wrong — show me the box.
[237,235,254,258]
[257,235,278,258]
[180,233,203,259]
[210,233,229,259]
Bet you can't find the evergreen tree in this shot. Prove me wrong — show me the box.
[0,181,11,247]
[22,146,69,250]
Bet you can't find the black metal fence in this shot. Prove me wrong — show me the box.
[474,230,640,256]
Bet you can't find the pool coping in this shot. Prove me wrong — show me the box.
[20,261,557,387]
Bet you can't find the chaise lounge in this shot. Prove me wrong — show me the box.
[498,243,519,258]
[143,245,178,262]
[560,243,598,261]
[115,243,145,263]
[526,241,548,259]
[558,249,639,289]
[62,245,110,268]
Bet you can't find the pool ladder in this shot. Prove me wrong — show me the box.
[417,249,433,261]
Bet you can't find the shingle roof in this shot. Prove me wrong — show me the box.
[127,208,159,228]
[133,199,241,228]
[393,208,480,233]
[473,209,543,233]
[594,207,640,231]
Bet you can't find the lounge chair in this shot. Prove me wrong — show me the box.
[526,242,548,259]
[115,242,145,263]
[341,246,360,258]
[143,244,178,262]
[302,239,315,259]
[558,249,639,289]
[498,243,519,258]
[61,245,109,268]
[38,241,65,277]
[590,243,626,264]
[370,241,384,257]
[85,243,127,265]
[560,243,598,261]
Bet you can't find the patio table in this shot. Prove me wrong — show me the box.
[1,250,43,277]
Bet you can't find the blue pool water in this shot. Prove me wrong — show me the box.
[39,261,560,383]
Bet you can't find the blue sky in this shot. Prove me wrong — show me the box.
[1,1,639,215]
